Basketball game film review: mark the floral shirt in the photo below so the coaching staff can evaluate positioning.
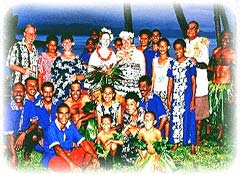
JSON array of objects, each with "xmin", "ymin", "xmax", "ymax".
[
  {"xmin": 96, "ymin": 101, "xmax": 121, "ymax": 127},
  {"xmin": 116, "ymin": 46, "xmax": 146, "ymax": 96},
  {"xmin": 184, "ymin": 36, "xmax": 209, "ymax": 96},
  {"xmin": 6, "ymin": 38, "xmax": 38, "ymax": 85},
  {"xmin": 37, "ymin": 52, "xmax": 61, "ymax": 83},
  {"xmin": 121, "ymin": 107, "xmax": 145, "ymax": 165},
  {"xmin": 51, "ymin": 56, "xmax": 86, "ymax": 100}
]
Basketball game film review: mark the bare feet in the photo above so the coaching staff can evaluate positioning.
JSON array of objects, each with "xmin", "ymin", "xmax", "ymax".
[
  {"xmin": 196, "ymin": 140, "xmax": 202, "ymax": 146},
  {"xmin": 171, "ymin": 144, "xmax": 178, "ymax": 151},
  {"xmin": 191, "ymin": 145, "xmax": 196, "ymax": 155}
]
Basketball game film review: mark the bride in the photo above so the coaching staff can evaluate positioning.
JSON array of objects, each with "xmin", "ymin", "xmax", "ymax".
[{"xmin": 87, "ymin": 27, "xmax": 117, "ymax": 73}]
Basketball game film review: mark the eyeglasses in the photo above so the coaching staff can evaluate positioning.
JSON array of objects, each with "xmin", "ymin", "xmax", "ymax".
[{"xmin": 187, "ymin": 27, "xmax": 198, "ymax": 31}]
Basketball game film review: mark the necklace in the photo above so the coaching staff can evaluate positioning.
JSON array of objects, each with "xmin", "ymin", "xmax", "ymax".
[{"xmin": 96, "ymin": 46, "xmax": 113, "ymax": 61}]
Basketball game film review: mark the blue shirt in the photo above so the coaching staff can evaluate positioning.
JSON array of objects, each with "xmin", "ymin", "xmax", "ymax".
[
  {"xmin": 139, "ymin": 92, "xmax": 166, "ymax": 128},
  {"xmin": 143, "ymin": 47, "xmax": 160, "ymax": 78},
  {"xmin": 4, "ymin": 99, "xmax": 37, "ymax": 136},
  {"xmin": 35, "ymin": 98, "xmax": 63, "ymax": 133},
  {"xmin": 41, "ymin": 119, "xmax": 85, "ymax": 167},
  {"xmin": 80, "ymin": 49, "xmax": 91, "ymax": 64},
  {"xmin": 25, "ymin": 92, "xmax": 42, "ymax": 105}
]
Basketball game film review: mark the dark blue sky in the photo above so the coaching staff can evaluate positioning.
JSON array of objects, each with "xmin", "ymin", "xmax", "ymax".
[{"xmin": 10, "ymin": 1, "xmax": 235, "ymax": 34}]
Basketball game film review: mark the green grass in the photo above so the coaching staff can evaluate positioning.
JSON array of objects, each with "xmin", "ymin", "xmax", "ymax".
[
  {"xmin": 9, "ymin": 118, "xmax": 236, "ymax": 174},
  {"xmin": 13, "ymin": 135, "xmax": 235, "ymax": 174}
]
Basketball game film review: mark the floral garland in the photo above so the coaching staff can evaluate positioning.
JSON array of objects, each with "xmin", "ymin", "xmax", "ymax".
[
  {"xmin": 96, "ymin": 46, "xmax": 113, "ymax": 62},
  {"xmin": 117, "ymin": 47, "xmax": 134, "ymax": 64},
  {"xmin": 101, "ymin": 27, "xmax": 114, "ymax": 41},
  {"xmin": 86, "ymin": 59, "xmax": 124, "ymax": 90},
  {"xmin": 119, "ymin": 31, "xmax": 134, "ymax": 39},
  {"xmin": 185, "ymin": 37, "xmax": 210, "ymax": 58}
]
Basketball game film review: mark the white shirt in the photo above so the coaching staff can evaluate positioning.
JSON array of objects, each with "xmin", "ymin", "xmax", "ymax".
[{"xmin": 185, "ymin": 36, "xmax": 210, "ymax": 97}]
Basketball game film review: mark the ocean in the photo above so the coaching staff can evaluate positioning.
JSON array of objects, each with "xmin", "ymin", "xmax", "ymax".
[{"xmin": 16, "ymin": 34, "xmax": 217, "ymax": 58}]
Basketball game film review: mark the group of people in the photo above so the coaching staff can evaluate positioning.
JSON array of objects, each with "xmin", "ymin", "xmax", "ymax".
[{"xmin": 3, "ymin": 20, "xmax": 236, "ymax": 172}]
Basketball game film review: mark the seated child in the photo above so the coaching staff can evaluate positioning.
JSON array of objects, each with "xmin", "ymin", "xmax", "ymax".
[
  {"xmin": 137, "ymin": 111, "xmax": 176, "ymax": 172},
  {"xmin": 97, "ymin": 114, "xmax": 123, "ymax": 167}
]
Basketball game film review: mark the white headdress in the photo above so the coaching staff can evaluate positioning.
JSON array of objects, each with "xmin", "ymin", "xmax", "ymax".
[
  {"xmin": 119, "ymin": 31, "xmax": 134, "ymax": 39},
  {"xmin": 101, "ymin": 27, "xmax": 114, "ymax": 41}
]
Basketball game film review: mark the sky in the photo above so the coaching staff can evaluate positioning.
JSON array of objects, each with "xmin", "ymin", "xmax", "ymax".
[{"xmin": 6, "ymin": 1, "xmax": 236, "ymax": 34}]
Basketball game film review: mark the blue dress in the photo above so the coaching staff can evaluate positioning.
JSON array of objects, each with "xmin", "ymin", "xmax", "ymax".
[{"xmin": 167, "ymin": 58, "xmax": 196, "ymax": 146}]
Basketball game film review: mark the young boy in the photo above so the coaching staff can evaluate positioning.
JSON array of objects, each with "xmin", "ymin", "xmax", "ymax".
[
  {"xmin": 97, "ymin": 114, "xmax": 123, "ymax": 167},
  {"xmin": 137, "ymin": 111, "xmax": 176, "ymax": 172},
  {"xmin": 137, "ymin": 111, "xmax": 162, "ymax": 169}
]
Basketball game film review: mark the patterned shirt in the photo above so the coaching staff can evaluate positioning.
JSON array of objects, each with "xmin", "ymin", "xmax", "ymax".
[
  {"xmin": 6, "ymin": 38, "xmax": 38, "ymax": 85},
  {"xmin": 51, "ymin": 56, "xmax": 86, "ymax": 100},
  {"xmin": 38, "ymin": 52, "xmax": 61, "ymax": 83}
]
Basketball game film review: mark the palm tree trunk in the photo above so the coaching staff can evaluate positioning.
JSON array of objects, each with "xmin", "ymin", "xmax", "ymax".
[
  {"xmin": 173, "ymin": 3, "xmax": 188, "ymax": 38},
  {"xmin": 124, "ymin": 2, "xmax": 133, "ymax": 32}
]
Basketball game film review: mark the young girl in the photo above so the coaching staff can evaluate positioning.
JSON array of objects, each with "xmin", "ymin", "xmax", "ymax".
[
  {"xmin": 152, "ymin": 38, "xmax": 173, "ymax": 139},
  {"xmin": 96, "ymin": 84, "xmax": 122, "ymax": 132},
  {"xmin": 37, "ymin": 35, "xmax": 61, "ymax": 90},
  {"xmin": 167, "ymin": 39, "xmax": 197, "ymax": 154}
]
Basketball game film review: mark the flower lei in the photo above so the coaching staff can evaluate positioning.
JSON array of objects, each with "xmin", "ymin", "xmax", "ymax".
[
  {"xmin": 117, "ymin": 47, "xmax": 134, "ymax": 63},
  {"xmin": 119, "ymin": 31, "xmax": 134, "ymax": 39},
  {"xmin": 96, "ymin": 46, "xmax": 113, "ymax": 62}
]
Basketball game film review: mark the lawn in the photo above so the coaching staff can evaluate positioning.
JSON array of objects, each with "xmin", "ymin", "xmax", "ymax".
[{"xmin": 10, "ymin": 128, "xmax": 235, "ymax": 175}]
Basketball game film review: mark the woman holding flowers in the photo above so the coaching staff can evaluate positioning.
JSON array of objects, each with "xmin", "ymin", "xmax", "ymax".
[
  {"xmin": 115, "ymin": 31, "xmax": 146, "ymax": 96},
  {"xmin": 85, "ymin": 27, "xmax": 117, "ymax": 90}
]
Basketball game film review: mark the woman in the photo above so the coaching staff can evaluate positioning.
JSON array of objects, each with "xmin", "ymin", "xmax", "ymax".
[
  {"xmin": 87, "ymin": 27, "xmax": 117, "ymax": 73},
  {"xmin": 85, "ymin": 27, "xmax": 117, "ymax": 90},
  {"xmin": 152, "ymin": 38, "xmax": 173, "ymax": 139},
  {"xmin": 167, "ymin": 39, "xmax": 196, "ymax": 154},
  {"xmin": 51, "ymin": 34, "xmax": 86, "ymax": 100},
  {"xmin": 38, "ymin": 35, "xmax": 61, "ymax": 90},
  {"xmin": 116, "ymin": 31, "xmax": 146, "ymax": 96}
]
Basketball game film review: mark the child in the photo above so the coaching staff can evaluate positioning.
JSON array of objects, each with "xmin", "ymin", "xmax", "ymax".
[
  {"xmin": 152, "ymin": 38, "xmax": 173, "ymax": 139},
  {"xmin": 96, "ymin": 84, "xmax": 122, "ymax": 132},
  {"xmin": 97, "ymin": 114, "xmax": 123, "ymax": 167},
  {"xmin": 137, "ymin": 111, "xmax": 176, "ymax": 172},
  {"xmin": 167, "ymin": 39, "xmax": 197, "ymax": 154}
]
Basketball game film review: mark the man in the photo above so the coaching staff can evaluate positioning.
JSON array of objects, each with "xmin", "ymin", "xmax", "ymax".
[
  {"xmin": 113, "ymin": 37, "xmax": 123, "ymax": 53},
  {"xmin": 151, "ymin": 28, "xmax": 162, "ymax": 54},
  {"xmin": 65, "ymin": 80, "xmax": 95, "ymax": 130},
  {"xmin": 138, "ymin": 75, "xmax": 168, "ymax": 137},
  {"xmin": 25, "ymin": 77, "xmax": 41, "ymax": 104},
  {"xmin": 184, "ymin": 21, "xmax": 210, "ymax": 145},
  {"xmin": 80, "ymin": 37, "xmax": 96, "ymax": 67},
  {"xmin": 3, "ymin": 83, "xmax": 25, "ymax": 167},
  {"xmin": 35, "ymin": 82, "xmax": 62, "ymax": 139},
  {"xmin": 41, "ymin": 103, "xmax": 99, "ymax": 172},
  {"xmin": 6, "ymin": 24, "xmax": 38, "ymax": 86},
  {"xmin": 137, "ymin": 29, "xmax": 159, "ymax": 78},
  {"xmin": 4, "ymin": 82, "xmax": 39, "ymax": 162},
  {"xmin": 90, "ymin": 28, "xmax": 99, "ymax": 46},
  {"xmin": 208, "ymin": 31, "xmax": 236, "ymax": 143}
]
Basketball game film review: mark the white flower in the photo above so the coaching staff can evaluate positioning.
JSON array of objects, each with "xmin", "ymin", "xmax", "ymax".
[
  {"xmin": 101, "ymin": 27, "xmax": 114, "ymax": 41},
  {"xmin": 119, "ymin": 31, "xmax": 134, "ymax": 39}
]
